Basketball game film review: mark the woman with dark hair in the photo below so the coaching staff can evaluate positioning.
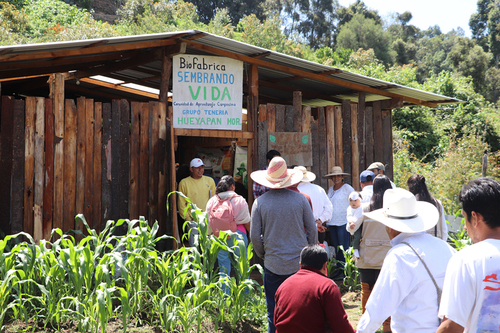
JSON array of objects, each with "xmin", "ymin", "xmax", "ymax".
[
  {"xmin": 407, "ymin": 174, "xmax": 448, "ymax": 240},
  {"xmin": 356, "ymin": 174, "xmax": 393, "ymax": 333},
  {"xmin": 206, "ymin": 175, "xmax": 251, "ymax": 281}
]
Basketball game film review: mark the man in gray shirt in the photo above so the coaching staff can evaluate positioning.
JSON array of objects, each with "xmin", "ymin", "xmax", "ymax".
[{"xmin": 250, "ymin": 157, "xmax": 318, "ymax": 333}]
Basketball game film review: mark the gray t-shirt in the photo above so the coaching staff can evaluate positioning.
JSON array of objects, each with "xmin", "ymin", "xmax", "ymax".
[{"xmin": 250, "ymin": 188, "xmax": 318, "ymax": 275}]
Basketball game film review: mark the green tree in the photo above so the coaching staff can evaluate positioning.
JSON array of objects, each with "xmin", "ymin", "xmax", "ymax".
[
  {"xmin": 336, "ymin": 13, "xmax": 393, "ymax": 64},
  {"xmin": 0, "ymin": 2, "xmax": 28, "ymax": 44},
  {"xmin": 336, "ymin": 0, "xmax": 381, "ymax": 31},
  {"xmin": 186, "ymin": 0, "xmax": 266, "ymax": 25},
  {"xmin": 295, "ymin": 0, "xmax": 338, "ymax": 49},
  {"xmin": 470, "ymin": 0, "xmax": 500, "ymax": 66}
]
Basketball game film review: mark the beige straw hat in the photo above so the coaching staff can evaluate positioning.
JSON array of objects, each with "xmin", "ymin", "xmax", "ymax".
[
  {"xmin": 250, "ymin": 157, "xmax": 303, "ymax": 189},
  {"xmin": 323, "ymin": 166, "xmax": 350, "ymax": 178},
  {"xmin": 294, "ymin": 166, "xmax": 316, "ymax": 183}
]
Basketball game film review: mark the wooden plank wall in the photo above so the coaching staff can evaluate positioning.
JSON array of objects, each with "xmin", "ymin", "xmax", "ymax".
[
  {"xmin": 256, "ymin": 99, "xmax": 393, "ymax": 192},
  {"xmin": 0, "ymin": 97, "xmax": 170, "ymax": 241}
]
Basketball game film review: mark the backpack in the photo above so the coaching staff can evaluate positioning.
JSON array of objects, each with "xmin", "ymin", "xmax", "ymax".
[{"xmin": 209, "ymin": 196, "xmax": 237, "ymax": 237}]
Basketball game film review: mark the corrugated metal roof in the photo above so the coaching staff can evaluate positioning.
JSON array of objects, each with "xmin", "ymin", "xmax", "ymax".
[{"xmin": 0, "ymin": 30, "xmax": 460, "ymax": 107}]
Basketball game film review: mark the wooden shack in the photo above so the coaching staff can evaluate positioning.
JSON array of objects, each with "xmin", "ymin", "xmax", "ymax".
[{"xmin": 0, "ymin": 30, "xmax": 458, "ymax": 247}]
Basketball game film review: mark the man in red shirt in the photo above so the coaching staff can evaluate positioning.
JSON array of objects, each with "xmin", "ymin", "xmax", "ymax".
[{"xmin": 274, "ymin": 245, "xmax": 355, "ymax": 333}]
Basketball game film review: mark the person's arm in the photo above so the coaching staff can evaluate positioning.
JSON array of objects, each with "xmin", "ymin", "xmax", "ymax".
[
  {"xmin": 325, "ymin": 283, "xmax": 355, "ymax": 333},
  {"xmin": 177, "ymin": 180, "xmax": 189, "ymax": 220},
  {"xmin": 250, "ymin": 200, "xmax": 264, "ymax": 258},
  {"xmin": 318, "ymin": 187, "xmax": 333, "ymax": 224},
  {"xmin": 356, "ymin": 250, "xmax": 413, "ymax": 333},
  {"xmin": 304, "ymin": 199, "xmax": 318, "ymax": 245},
  {"xmin": 436, "ymin": 317, "xmax": 464, "ymax": 333}
]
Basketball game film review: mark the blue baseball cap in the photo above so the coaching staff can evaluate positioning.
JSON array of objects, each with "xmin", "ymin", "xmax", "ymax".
[{"xmin": 360, "ymin": 170, "xmax": 375, "ymax": 182}]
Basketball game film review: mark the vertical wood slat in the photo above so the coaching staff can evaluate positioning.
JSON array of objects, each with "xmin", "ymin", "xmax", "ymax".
[
  {"xmin": 167, "ymin": 105, "xmax": 179, "ymax": 246},
  {"xmin": 119, "ymin": 100, "xmax": 130, "ymax": 222},
  {"xmin": 110, "ymin": 100, "xmax": 121, "ymax": 222},
  {"xmin": 365, "ymin": 106, "xmax": 374, "ymax": 165},
  {"xmin": 0, "ymin": 96, "xmax": 14, "ymax": 235},
  {"xmin": 84, "ymin": 99, "xmax": 94, "ymax": 229},
  {"xmin": 302, "ymin": 106, "xmax": 311, "ymax": 133},
  {"xmin": 310, "ymin": 116, "xmax": 320, "ymax": 186},
  {"xmin": 139, "ymin": 103, "xmax": 150, "ymax": 219},
  {"xmin": 149, "ymin": 102, "xmax": 159, "ymax": 225},
  {"xmin": 293, "ymin": 91, "xmax": 302, "ymax": 132},
  {"xmin": 34, "ymin": 97, "xmax": 45, "ymax": 242},
  {"xmin": 257, "ymin": 104, "xmax": 268, "ymax": 170},
  {"xmin": 373, "ymin": 101, "xmax": 383, "ymax": 162},
  {"xmin": 43, "ymin": 99, "xmax": 54, "ymax": 240},
  {"xmin": 358, "ymin": 92, "xmax": 366, "ymax": 171},
  {"xmin": 12, "ymin": 99, "xmax": 25, "ymax": 234},
  {"xmin": 275, "ymin": 104, "xmax": 285, "ymax": 132},
  {"xmin": 351, "ymin": 104, "xmax": 360, "ymax": 190},
  {"xmin": 101, "ymin": 103, "xmax": 112, "ymax": 226},
  {"xmin": 93, "ymin": 102, "xmax": 102, "ymax": 233},
  {"xmin": 52, "ymin": 74, "xmax": 65, "ymax": 231},
  {"xmin": 130, "ymin": 102, "xmax": 141, "ymax": 220},
  {"xmin": 382, "ymin": 110, "xmax": 393, "ymax": 181},
  {"xmin": 75, "ymin": 97, "xmax": 86, "ymax": 232},
  {"xmin": 326, "ymin": 105, "xmax": 335, "ymax": 176},
  {"xmin": 334, "ymin": 106, "xmax": 343, "ymax": 173},
  {"xmin": 341, "ymin": 99, "xmax": 352, "ymax": 185},
  {"xmin": 158, "ymin": 102, "xmax": 167, "ymax": 235},
  {"xmin": 267, "ymin": 104, "xmax": 276, "ymax": 133},
  {"xmin": 318, "ymin": 107, "xmax": 328, "ymax": 190},
  {"xmin": 63, "ymin": 99, "xmax": 77, "ymax": 233},
  {"xmin": 24, "ymin": 97, "xmax": 36, "ymax": 237},
  {"xmin": 285, "ymin": 106, "xmax": 294, "ymax": 132}
]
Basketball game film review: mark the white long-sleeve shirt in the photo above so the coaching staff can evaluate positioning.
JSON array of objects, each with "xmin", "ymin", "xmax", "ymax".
[
  {"xmin": 298, "ymin": 182, "xmax": 333, "ymax": 224},
  {"xmin": 356, "ymin": 232, "xmax": 456, "ymax": 333},
  {"xmin": 327, "ymin": 183, "xmax": 354, "ymax": 226}
]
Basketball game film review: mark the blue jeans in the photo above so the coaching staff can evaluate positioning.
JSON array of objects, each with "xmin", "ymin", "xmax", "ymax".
[
  {"xmin": 264, "ymin": 267, "xmax": 293, "ymax": 333},
  {"xmin": 217, "ymin": 230, "xmax": 248, "ymax": 277},
  {"xmin": 328, "ymin": 224, "xmax": 350, "ymax": 273}
]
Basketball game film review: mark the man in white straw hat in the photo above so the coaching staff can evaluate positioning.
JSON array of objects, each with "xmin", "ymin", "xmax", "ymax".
[
  {"xmin": 250, "ymin": 156, "xmax": 317, "ymax": 333},
  {"xmin": 437, "ymin": 178, "xmax": 500, "ymax": 333},
  {"xmin": 356, "ymin": 188, "xmax": 455, "ymax": 333},
  {"xmin": 295, "ymin": 166, "xmax": 333, "ymax": 244}
]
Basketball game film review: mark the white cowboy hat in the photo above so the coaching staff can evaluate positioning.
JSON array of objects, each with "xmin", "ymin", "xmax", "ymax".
[
  {"xmin": 323, "ymin": 166, "xmax": 350, "ymax": 178},
  {"xmin": 251, "ymin": 157, "xmax": 303, "ymax": 189},
  {"xmin": 294, "ymin": 166, "xmax": 316, "ymax": 183},
  {"xmin": 363, "ymin": 188, "xmax": 438, "ymax": 233}
]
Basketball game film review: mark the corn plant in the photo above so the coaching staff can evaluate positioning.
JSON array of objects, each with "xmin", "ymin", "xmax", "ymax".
[
  {"xmin": 340, "ymin": 246, "xmax": 360, "ymax": 292},
  {"xmin": 447, "ymin": 213, "xmax": 472, "ymax": 250}
]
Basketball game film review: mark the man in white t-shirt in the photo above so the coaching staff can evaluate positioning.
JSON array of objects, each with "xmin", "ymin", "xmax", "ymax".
[{"xmin": 437, "ymin": 177, "xmax": 500, "ymax": 333}]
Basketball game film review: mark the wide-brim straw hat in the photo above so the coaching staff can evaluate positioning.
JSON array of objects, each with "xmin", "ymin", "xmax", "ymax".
[
  {"xmin": 294, "ymin": 166, "xmax": 316, "ymax": 183},
  {"xmin": 251, "ymin": 156, "xmax": 303, "ymax": 189},
  {"xmin": 323, "ymin": 166, "xmax": 350, "ymax": 178},
  {"xmin": 363, "ymin": 188, "xmax": 438, "ymax": 233}
]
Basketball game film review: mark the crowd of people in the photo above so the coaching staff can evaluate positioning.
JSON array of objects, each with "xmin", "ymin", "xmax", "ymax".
[{"xmin": 176, "ymin": 151, "xmax": 500, "ymax": 333}]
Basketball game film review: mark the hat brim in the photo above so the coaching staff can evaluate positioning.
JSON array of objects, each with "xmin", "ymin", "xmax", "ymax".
[
  {"xmin": 363, "ymin": 201, "xmax": 439, "ymax": 233},
  {"xmin": 301, "ymin": 171, "xmax": 316, "ymax": 182},
  {"xmin": 323, "ymin": 172, "xmax": 350, "ymax": 178},
  {"xmin": 251, "ymin": 169, "xmax": 303, "ymax": 189}
]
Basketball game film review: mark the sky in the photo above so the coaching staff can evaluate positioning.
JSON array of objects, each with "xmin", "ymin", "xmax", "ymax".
[{"xmin": 337, "ymin": 0, "xmax": 479, "ymax": 37}]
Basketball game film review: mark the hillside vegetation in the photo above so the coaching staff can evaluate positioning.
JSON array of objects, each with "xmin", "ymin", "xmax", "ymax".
[{"xmin": 2, "ymin": 0, "xmax": 500, "ymax": 214}]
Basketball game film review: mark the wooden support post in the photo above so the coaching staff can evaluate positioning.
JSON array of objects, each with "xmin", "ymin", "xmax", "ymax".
[
  {"xmin": 293, "ymin": 91, "xmax": 302, "ymax": 132},
  {"xmin": 12, "ymin": 99, "xmax": 25, "ymax": 234},
  {"xmin": 43, "ymin": 98, "xmax": 54, "ymax": 240},
  {"xmin": 50, "ymin": 74, "xmax": 65, "ymax": 231},
  {"xmin": 63, "ymin": 99, "xmax": 77, "ymax": 233},
  {"xmin": 34, "ymin": 97, "xmax": 45, "ymax": 241},
  {"xmin": 373, "ymin": 101, "xmax": 383, "ymax": 162},
  {"xmin": 247, "ymin": 64, "xmax": 258, "ymax": 209},
  {"xmin": 358, "ymin": 92, "xmax": 366, "ymax": 171},
  {"xmin": 351, "ymin": 104, "xmax": 359, "ymax": 190},
  {"xmin": 365, "ymin": 106, "xmax": 374, "ymax": 165},
  {"xmin": 326, "ymin": 105, "xmax": 335, "ymax": 177},
  {"xmin": 257, "ymin": 104, "xmax": 268, "ymax": 170},
  {"xmin": 93, "ymin": 102, "xmax": 102, "ymax": 232},
  {"xmin": 0, "ymin": 96, "xmax": 14, "ymax": 236},
  {"xmin": 24, "ymin": 97, "xmax": 36, "ymax": 237},
  {"xmin": 341, "ymin": 99, "xmax": 352, "ymax": 185}
]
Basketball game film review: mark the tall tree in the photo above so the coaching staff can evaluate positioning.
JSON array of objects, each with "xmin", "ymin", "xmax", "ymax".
[
  {"xmin": 187, "ymin": 0, "xmax": 266, "ymax": 24},
  {"xmin": 470, "ymin": 0, "xmax": 500, "ymax": 65},
  {"xmin": 336, "ymin": 13, "xmax": 393, "ymax": 64}
]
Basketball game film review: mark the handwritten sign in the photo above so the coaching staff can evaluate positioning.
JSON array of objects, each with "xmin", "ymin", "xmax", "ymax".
[
  {"xmin": 173, "ymin": 55, "xmax": 243, "ymax": 130},
  {"xmin": 268, "ymin": 132, "xmax": 313, "ymax": 166}
]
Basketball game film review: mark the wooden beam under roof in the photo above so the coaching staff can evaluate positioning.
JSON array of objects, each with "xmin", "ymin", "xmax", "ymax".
[
  {"xmin": 73, "ymin": 49, "xmax": 162, "ymax": 79},
  {"xmin": 0, "ymin": 50, "xmax": 142, "ymax": 72},
  {"xmin": 66, "ymin": 82, "xmax": 151, "ymax": 101},
  {"xmin": 79, "ymin": 78, "xmax": 159, "ymax": 99},
  {"xmin": 0, "ymin": 38, "xmax": 179, "ymax": 63},
  {"xmin": 181, "ymin": 38, "xmax": 438, "ymax": 108}
]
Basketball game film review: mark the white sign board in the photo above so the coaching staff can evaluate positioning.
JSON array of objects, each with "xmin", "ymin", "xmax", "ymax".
[{"xmin": 173, "ymin": 55, "xmax": 243, "ymax": 130}]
